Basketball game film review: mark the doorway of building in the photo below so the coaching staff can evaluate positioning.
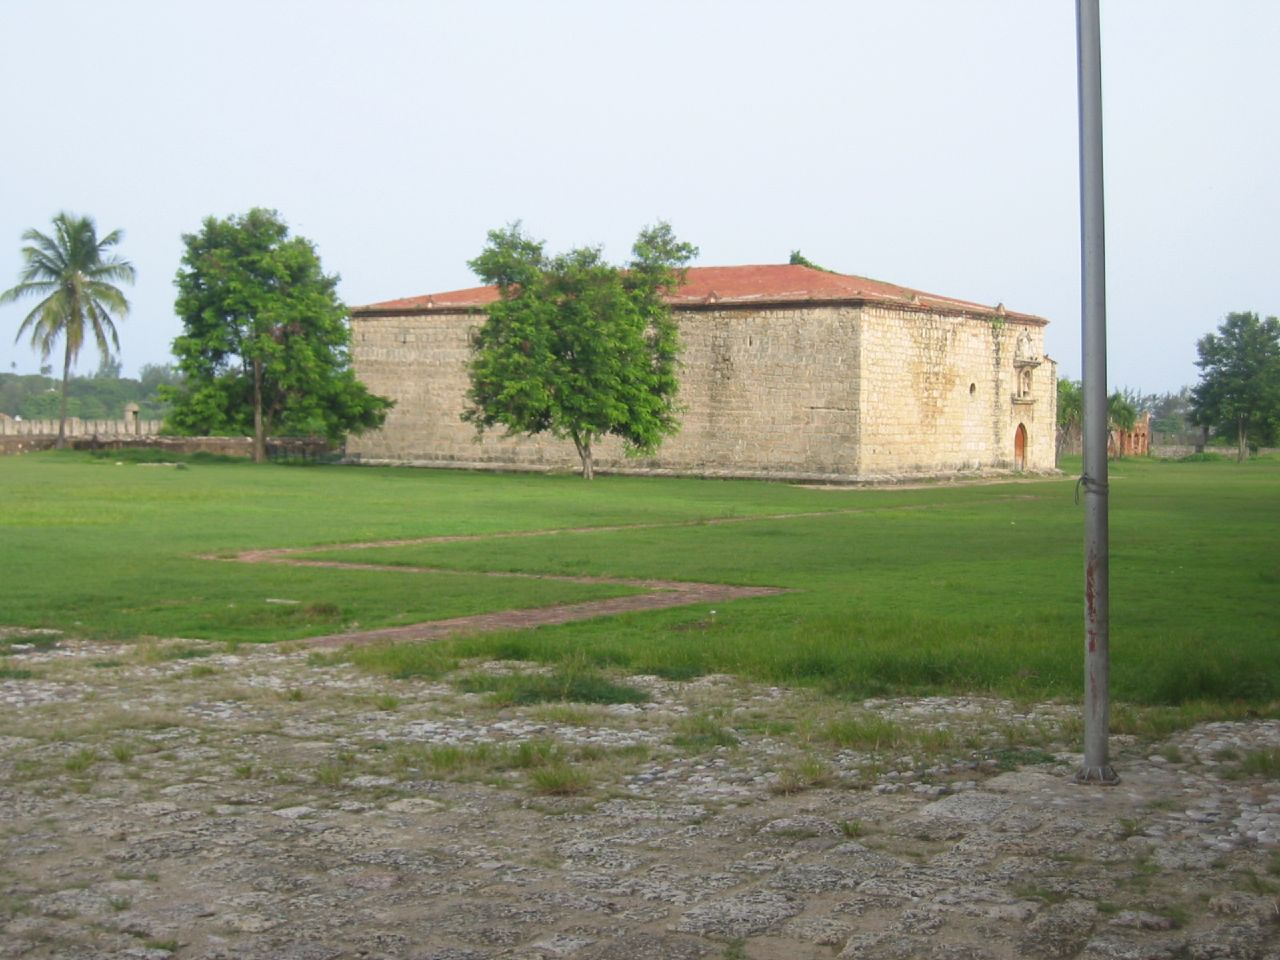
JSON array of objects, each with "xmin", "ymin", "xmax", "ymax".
[{"xmin": 1014, "ymin": 423, "xmax": 1027, "ymax": 470}]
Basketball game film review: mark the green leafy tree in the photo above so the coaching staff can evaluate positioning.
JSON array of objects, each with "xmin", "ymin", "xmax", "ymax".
[
  {"xmin": 1117, "ymin": 385, "xmax": 1159, "ymax": 414},
  {"xmin": 1056, "ymin": 378, "xmax": 1082, "ymax": 462},
  {"xmin": 139, "ymin": 362, "xmax": 182, "ymax": 395},
  {"xmin": 93, "ymin": 354, "xmax": 123, "ymax": 379},
  {"xmin": 1, "ymin": 213, "xmax": 135, "ymax": 446},
  {"xmin": 1107, "ymin": 391, "xmax": 1137, "ymax": 432},
  {"xmin": 1190, "ymin": 311, "xmax": 1280, "ymax": 462},
  {"xmin": 1148, "ymin": 387, "xmax": 1195, "ymax": 440},
  {"xmin": 463, "ymin": 221, "xmax": 697, "ymax": 479},
  {"xmin": 168, "ymin": 208, "xmax": 391, "ymax": 462},
  {"xmin": 1107, "ymin": 390, "xmax": 1138, "ymax": 458}
]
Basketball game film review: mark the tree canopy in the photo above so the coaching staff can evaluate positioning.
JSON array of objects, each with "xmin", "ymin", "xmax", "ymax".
[
  {"xmin": 0, "ymin": 212, "xmax": 135, "ymax": 446},
  {"xmin": 1190, "ymin": 311, "xmax": 1280, "ymax": 461},
  {"xmin": 167, "ymin": 208, "xmax": 391, "ymax": 462},
  {"xmin": 1105, "ymin": 390, "xmax": 1139, "ymax": 458},
  {"xmin": 463, "ymin": 222, "xmax": 697, "ymax": 479},
  {"xmin": 1056, "ymin": 380, "xmax": 1147, "ymax": 460},
  {"xmin": 0, "ymin": 365, "xmax": 178, "ymax": 422},
  {"xmin": 1107, "ymin": 391, "xmax": 1137, "ymax": 433},
  {"xmin": 1055, "ymin": 378, "xmax": 1082, "ymax": 462},
  {"xmin": 1056, "ymin": 379, "xmax": 1082, "ymax": 432}
]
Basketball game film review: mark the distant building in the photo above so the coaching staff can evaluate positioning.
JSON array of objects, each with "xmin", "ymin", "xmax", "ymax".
[
  {"xmin": 1110, "ymin": 411, "xmax": 1151, "ymax": 458},
  {"xmin": 348, "ymin": 264, "xmax": 1056, "ymax": 481}
]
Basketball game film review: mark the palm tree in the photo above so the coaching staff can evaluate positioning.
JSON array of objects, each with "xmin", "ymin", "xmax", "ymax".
[
  {"xmin": 1055, "ymin": 378, "xmax": 1082, "ymax": 463},
  {"xmin": 1, "ymin": 213, "xmax": 135, "ymax": 447},
  {"xmin": 1107, "ymin": 390, "xmax": 1138, "ymax": 458}
]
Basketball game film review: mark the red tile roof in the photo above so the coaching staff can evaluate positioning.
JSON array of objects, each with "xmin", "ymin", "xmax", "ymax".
[{"xmin": 353, "ymin": 264, "xmax": 1045, "ymax": 324}]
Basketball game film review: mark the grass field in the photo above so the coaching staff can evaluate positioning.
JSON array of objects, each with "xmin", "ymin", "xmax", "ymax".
[{"xmin": 2, "ymin": 450, "xmax": 1277, "ymax": 706}]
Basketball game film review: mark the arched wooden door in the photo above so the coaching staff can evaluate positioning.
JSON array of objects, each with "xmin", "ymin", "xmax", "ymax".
[{"xmin": 1014, "ymin": 423, "xmax": 1027, "ymax": 471}]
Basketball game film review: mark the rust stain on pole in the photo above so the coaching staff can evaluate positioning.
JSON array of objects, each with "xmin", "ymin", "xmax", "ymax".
[{"xmin": 1085, "ymin": 557, "xmax": 1098, "ymax": 650}]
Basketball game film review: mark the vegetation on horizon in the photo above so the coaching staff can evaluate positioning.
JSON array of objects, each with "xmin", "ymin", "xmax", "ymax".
[
  {"xmin": 1, "ymin": 212, "xmax": 136, "ymax": 446},
  {"xmin": 1191, "ymin": 311, "xmax": 1280, "ymax": 461},
  {"xmin": 0, "ymin": 361, "xmax": 179, "ymax": 422},
  {"xmin": 1055, "ymin": 379, "xmax": 1140, "ymax": 460}
]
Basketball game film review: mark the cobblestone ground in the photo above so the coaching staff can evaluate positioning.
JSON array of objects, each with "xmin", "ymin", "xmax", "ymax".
[{"xmin": 2, "ymin": 633, "xmax": 1279, "ymax": 960}]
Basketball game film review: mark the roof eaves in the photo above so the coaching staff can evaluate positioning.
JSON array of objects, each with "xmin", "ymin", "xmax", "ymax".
[
  {"xmin": 352, "ymin": 296, "xmax": 1048, "ymax": 325},
  {"xmin": 669, "ymin": 293, "xmax": 1048, "ymax": 325}
]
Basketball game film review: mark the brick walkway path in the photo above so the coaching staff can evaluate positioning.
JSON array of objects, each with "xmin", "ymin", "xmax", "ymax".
[
  {"xmin": 226, "ymin": 495, "xmax": 1033, "ymax": 649},
  {"xmin": 228, "ymin": 524, "xmax": 792, "ymax": 648}
]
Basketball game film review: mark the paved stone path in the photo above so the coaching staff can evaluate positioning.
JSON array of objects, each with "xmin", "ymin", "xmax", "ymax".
[{"xmin": 3, "ymin": 634, "xmax": 1280, "ymax": 960}]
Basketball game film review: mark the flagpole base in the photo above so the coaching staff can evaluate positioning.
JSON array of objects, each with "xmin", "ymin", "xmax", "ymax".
[{"xmin": 1073, "ymin": 765, "xmax": 1119, "ymax": 785}]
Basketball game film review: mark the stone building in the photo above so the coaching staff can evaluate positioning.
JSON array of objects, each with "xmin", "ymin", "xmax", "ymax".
[
  {"xmin": 1109, "ymin": 411, "xmax": 1151, "ymax": 458},
  {"xmin": 347, "ymin": 264, "xmax": 1056, "ymax": 481}
]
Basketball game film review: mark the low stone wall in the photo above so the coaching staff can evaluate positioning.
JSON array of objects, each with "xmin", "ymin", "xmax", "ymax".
[
  {"xmin": 1151, "ymin": 444, "xmax": 1204, "ymax": 459},
  {"xmin": 1151, "ymin": 444, "xmax": 1280, "ymax": 459},
  {"xmin": 0, "ymin": 436, "xmax": 57, "ymax": 455},
  {"xmin": 73, "ymin": 436, "xmax": 336, "ymax": 460},
  {"xmin": 0, "ymin": 417, "xmax": 163, "ymax": 437},
  {"xmin": 0, "ymin": 434, "xmax": 335, "ymax": 460}
]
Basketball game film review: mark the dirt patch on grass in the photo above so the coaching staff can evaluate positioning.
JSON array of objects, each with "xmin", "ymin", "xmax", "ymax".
[{"xmin": 227, "ymin": 530, "xmax": 791, "ymax": 648}]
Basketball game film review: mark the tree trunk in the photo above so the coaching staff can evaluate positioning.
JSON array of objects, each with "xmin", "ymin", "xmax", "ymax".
[
  {"xmin": 56, "ymin": 339, "xmax": 72, "ymax": 449},
  {"xmin": 1238, "ymin": 414, "xmax": 1247, "ymax": 463},
  {"xmin": 252, "ymin": 358, "xmax": 266, "ymax": 464},
  {"xmin": 572, "ymin": 431, "xmax": 594, "ymax": 480}
]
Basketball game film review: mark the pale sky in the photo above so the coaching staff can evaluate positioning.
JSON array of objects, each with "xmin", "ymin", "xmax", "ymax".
[{"xmin": 2, "ymin": 1, "xmax": 1276, "ymax": 394}]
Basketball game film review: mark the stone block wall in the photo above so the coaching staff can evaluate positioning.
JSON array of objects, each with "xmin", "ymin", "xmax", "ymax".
[
  {"xmin": 0, "ymin": 436, "xmax": 57, "ymax": 455},
  {"xmin": 0, "ymin": 435, "xmax": 334, "ymax": 460},
  {"xmin": 645, "ymin": 305, "xmax": 862, "ymax": 475},
  {"xmin": 348, "ymin": 305, "xmax": 866, "ymax": 477},
  {"xmin": 348, "ymin": 310, "xmax": 592, "ymax": 470},
  {"xmin": 1150, "ymin": 445, "xmax": 1280, "ymax": 459},
  {"xmin": 857, "ymin": 307, "xmax": 1055, "ymax": 475},
  {"xmin": 347, "ymin": 302, "xmax": 1055, "ymax": 480}
]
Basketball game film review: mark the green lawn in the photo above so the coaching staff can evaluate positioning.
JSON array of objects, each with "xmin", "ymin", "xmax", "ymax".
[{"xmin": 2, "ymin": 450, "xmax": 1276, "ymax": 705}]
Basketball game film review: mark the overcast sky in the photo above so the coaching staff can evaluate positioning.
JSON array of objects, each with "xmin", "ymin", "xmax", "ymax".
[{"xmin": 2, "ymin": 1, "xmax": 1276, "ymax": 394}]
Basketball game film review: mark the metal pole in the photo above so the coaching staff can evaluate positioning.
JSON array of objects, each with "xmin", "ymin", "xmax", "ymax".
[{"xmin": 1075, "ymin": 0, "xmax": 1118, "ymax": 785}]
